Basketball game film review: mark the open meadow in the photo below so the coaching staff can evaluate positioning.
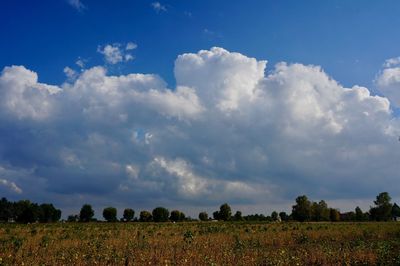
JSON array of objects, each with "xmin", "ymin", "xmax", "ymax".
[{"xmin": 1, "ymin": 222, "xmax": 400, "ymax": 265}]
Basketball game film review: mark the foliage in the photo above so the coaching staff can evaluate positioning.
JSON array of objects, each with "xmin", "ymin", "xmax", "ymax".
[
  {"xmin": 79, "ymin": 204, "xmax": 94, "ymax": 222},
  {"xmin": 392, "ymin": 203, "xmax": 400, "ymax": 217},
  {"xmin": 370, "ymin": 192, "xmax": 393, "ymax": 221},
  {"xmin": 271, "ymin": 211, "xmax": 279, "ymax": 221},
  {"xmin": 234, "ymin": 211, "xmax": 243, "ymax": 221},
  {"xmin": 217, "ymin": 203, "xmax": 232, "ymax": 221},
  {"xmin": 103, "ymin": 207, "xmax": 117, "ymax": 222},
  {"xmin": 329, "ymin": 208, "xmax": 340, "ymax": 222},
  {"xmin": 152, "ymin": 207, "xmax": 170, "ymax": 222},
  {"xmin": 39, "ymin": 203, "xmax": 61, "ymax": 223},
  {"xmin": 123, "ymin": 208, "xmax": 135, "ymax": 222},
  {"xmin": 170, "ymin": 210, "xmax": 185, "ymax": 222},
  {"xmin": 139, "ymin": 210, "xmax": 152, "ymax": 222},
  {"xmin": 198, "ymin": 212, "xmax": 208, "ymax": 221},
  {"xmin": 279, "ymin": 211, "xmax": 289, "ymax": 222},
  {"xmin": 311, "ymin": 200, "xmax": 330, "ymax": 221},
  {"xmin": 292, "ymin": 195, "xmax": 312, "ymax": 222}
]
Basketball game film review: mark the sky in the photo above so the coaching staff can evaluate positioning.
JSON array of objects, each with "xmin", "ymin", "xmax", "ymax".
[{"xmin": 1, "ymin": 0, "xmax": 400, "ymax": 218}]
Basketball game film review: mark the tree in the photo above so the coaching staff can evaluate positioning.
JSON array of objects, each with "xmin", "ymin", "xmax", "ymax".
[
  {"xmin": 103, "ymin": 207, "xmax": 117, "ymax": 222},
  {"xmin": 213, "ymin": 211, "xmax": 220, "ymax": 220},
  {"xmin": 392, "ymin": 203, "xmax": 400, "ymax": 218},
  {"xmin": 0, "ymin": 197, "xmax": 12, "ymax": 222},
  {"xmin": 123, "ymin": 208, "xmax": 135, "ymax": 222},
  {"xmin": 170, "ymin": 210, "xmax": 185, "ymax": 222},
  {"xmin": 271, "ymin": 211, "xmax": 279, "ymax": 221},
  {"xmin": 67, "ymin": 214, "xmax": 79, "ymax": 222},
  {"xmin": 139, "ymin": 210, "xmax": 152, "ymax": 222},
  {"xmin": 292, "ymin": 195, "xmax": 311, "ymax": 222},
  {"xmin": 199, "ymin": 212, "xmax": 208, "ymax": 221},
  {"xmin": 14, "ymin": 200, "xmax": 41, "ymax": 223},
  {"xmin": 234, "ymin": 211, "xmax": 243, "ymax": 221},
  {"xmin": 355, "ymin": 206, "xmax": 368, "ymax": 221},
  {"xmin": 218, "ymin": 203, "xmax": 232, "ymax": 221},
  {"xmin": 152, "ymin": 207, "xmax": 169, "ymax": 222},
  {"xmin": 279, "ymin": 212, "xmax": 289, "ymax": 222},
  {"xmin": 370, "ymin": 192, "xmax": 393, "ymax": 221},
  {"xmin": 329, "ymin": 208, "xmax": 340, "ymax": 221},
  {"xmin": 39, "ymin": 203, "xmax": 61, "ymax": 223},
  {"xmin": 79, "ymin": 204, "xmax": 94, "ymax": 222},
  {"xmin": 311, "ymin": 200, "xmax": 330, "ymax": 221}
]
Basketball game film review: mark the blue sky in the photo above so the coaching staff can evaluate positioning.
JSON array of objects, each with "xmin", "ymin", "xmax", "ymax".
[
  {"xmin": 2, "ymin": 1, "xmax": 400, "ymax": 89},
  {"xmin": 1, "ymin": 0, "xmax": 400, "ymax": 218}
]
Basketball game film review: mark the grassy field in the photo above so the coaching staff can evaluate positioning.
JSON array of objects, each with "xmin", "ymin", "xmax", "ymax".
[{"xmin": 1, "ymin": 222, "xmax": 400, "ymax": 265}]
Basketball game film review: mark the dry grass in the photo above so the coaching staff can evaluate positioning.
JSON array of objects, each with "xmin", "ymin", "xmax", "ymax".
[{"xmin": 1, "ymin": 222, "xmax": 400, "ymax": 265}]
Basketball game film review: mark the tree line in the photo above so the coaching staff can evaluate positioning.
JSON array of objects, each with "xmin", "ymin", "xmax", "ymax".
[
  {"xmin": 0, "ymin": 198, "xmax": 61, "ymax": 223},
  {"xmin": 1, "ymin": 192, "xmax": 399, "ymax": 223}
]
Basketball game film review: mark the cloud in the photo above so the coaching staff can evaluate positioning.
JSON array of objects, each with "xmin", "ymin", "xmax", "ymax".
[
  {"xmin": 67, "ymin": 0, "xmax": 85, "ymax": 12},
  {"xmin": 126, "ymin": 42, "xmax": 138, "ymax": 51},
  {"xmin": 76, "ymin": 58, "xmax": 86, "ymax": 68},
  {"xmin": 0, "ymin": 178, "xmax": 22, "ymax": 194},
  {"xmin": 97, "ymin": 43, "xmax": 135, "ymax": 64},
  {"xmin": 376, "ymin": 59, "xmax": 400, "ymax": 106},
  {"xmin": 0, "ymin": 65, "xmax": 61, "ymax": 120},
  {"xmin": 151, "ymin": 2, "xmax": 167, "ymax": 13},
  {"xmin": 1, "ymin": 47, "xmax": 400, "ymax": 215},
  {"xmin": 383, "ymin": 57, "xmax": 400, "ymax": 68},
  {"xmin": 64, "ymin": 66, "xmax": 77, "ymax": 80}
]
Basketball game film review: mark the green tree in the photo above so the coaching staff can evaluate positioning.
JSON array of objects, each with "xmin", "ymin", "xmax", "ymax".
[
  {"xmin": 67, "ymin": 214, "xmax": 79, "ymax": 222},
  {"xmin": 123, "ymin": 208, "xmax": 135, "ymax": 222},
  {"xmin": 139, "ymin": 210, "xmax": 152, "ymax": 222},
  {"xmin": 292, "ymin": 195, "xmax": 311, "ymax": 222},
  {"xmin": 271, "ymin": 211, "xmax": 279, "ymax": 221},
  {"xmin": 103, "ymin": 207, "xmax": 117, "ymax": 222},
  {"xmin": 212, "ymin": 211, "xmax": 220, "ymax": 220},
  {"xmin": 14, "ymin": 200, "xmax": 40, "ymax": 223},
  {"xmin": 218, "ymin": 203, "xmax": 232, "ymax": 221},
  {"xmin": 311, "ymin": 200, "xmax": 330, "ymax": 221},
  {"xmin": 152, "ymin": 207, "xmax": 169, "ymax": 222},
  {"xmin": 79, "ymin": 204, "xmax": 94, "ymax": 222},
  {"xmin": 199, "ymin": 212, "xmax": 208, "ymax": 221},
  {"xmin": 329, "ymin": 208, "xmax": 340, "ymax": 222},
  {"xmin": 39, "ymin": 203, "xmax": 61, "ymax": 222},
  {"xmin": 0, "ymin": 197, "xmax": 12, "ymax": 222},
  {"xmin": 355, "ymin": 206, "xmax": 367, "ymax": 221},
  {"xmin": 234, "ymin": 211, "xmax": 243, "ymax": 221},
  {"xmin": 392, "ymin": 203, "xmax": 400, "ymax": 218},
  {"xmin": 170, "ymin": 210, "xmax": 185, "ymax": 222},
  {"xmin": 370, "ymin": 192, "xmax": 393, "ymax": 221},
  {"xmin": 279, "ymin": 211, "xmax": 289, "ymax": 222}
]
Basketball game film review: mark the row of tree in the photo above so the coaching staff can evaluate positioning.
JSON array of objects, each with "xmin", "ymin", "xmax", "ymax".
[
  {"xmin": 1, "ymin": 192, "xmax": 399, "ymax": 223},
  {"xmin": 0, "ymin": 198, "xmax": 61, "ymax": 223},
  {"xmin": 66, "ymin": 205, "xmax": 187, "ymax": 223}
]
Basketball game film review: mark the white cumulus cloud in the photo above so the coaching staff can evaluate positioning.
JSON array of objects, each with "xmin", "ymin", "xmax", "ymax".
[{"xmin": 1, "ymin": 47, "xmax": 400, "ymax": 214}]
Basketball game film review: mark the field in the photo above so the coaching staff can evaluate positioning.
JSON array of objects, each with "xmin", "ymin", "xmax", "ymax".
[{"xmin": 1, "ymin": 222, "xmax": 400, "ymax": 265}]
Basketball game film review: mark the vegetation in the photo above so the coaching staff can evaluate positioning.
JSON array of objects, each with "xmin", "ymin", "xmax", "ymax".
[
  {"xmin": 102, "ymin": 207, "xmax": 117, "ymax": 222},
  {"xmin": 1, "ymin": 192, "xmax": 400, "ymax": 264},
  {"xmin": 0, "ymin": 198, "xmax": 61, "ymax": 223},
  {"xmin": 198, "ymin": 212, "xmax": 208, "ymax": 221},
  {"xmin": 122, "ymin": 208, "xmax": 135, "ymax": 222},
  {"xmin": 79, "ymin": 204, "xmax": 94, "ymax": 222},
  {"xmin": 1, "ymin": 192, "xmax": 399, "ymax": 224},
  {"xmin": 1, "ymin": 222, "xmax": 400, "ymax": 265}
]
